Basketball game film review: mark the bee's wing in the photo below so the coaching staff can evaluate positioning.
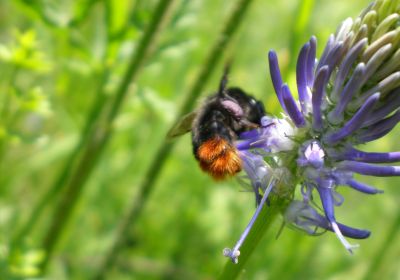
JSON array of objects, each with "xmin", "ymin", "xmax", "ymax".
[{"xmin": 166, "ymin": 111, "xmax": 197, "ymax": 139}]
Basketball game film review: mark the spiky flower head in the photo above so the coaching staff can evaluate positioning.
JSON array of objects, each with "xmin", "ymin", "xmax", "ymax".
[{"xmin": 224, "ymin": 0, "xmax": 400, "ymax": 263}]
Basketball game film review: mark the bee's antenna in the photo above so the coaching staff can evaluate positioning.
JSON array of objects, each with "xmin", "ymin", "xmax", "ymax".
[{"xmin": 218, "ymin": 64, "xmax": 231, "ymax": 97}]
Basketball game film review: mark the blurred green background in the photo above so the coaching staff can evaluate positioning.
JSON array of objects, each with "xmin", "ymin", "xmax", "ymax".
[{"xmin": 0, "ymin": 0, "xmax": 399, "ymax": 279}]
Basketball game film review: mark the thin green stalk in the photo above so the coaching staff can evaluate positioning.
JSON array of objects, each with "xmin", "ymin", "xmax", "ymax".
[
  {"xmin": 92, "ymin": 0, "xmax": 255, "ymax": 278},
  {"xmin": 363, "ymin": 210, "xmax": 400, "ymax": 280},
  {"xmin": 12, "ymin": 69, "xmax": 110, "ymax": 245},
  {"xmin": 283, "ymin": 0, "xmax": 315, "ymax": 80},
  {"xmin": 291, "ymin": 240, "xmax": 321, "ymax": 280},
  {"xmin": 38, "ymin": 0, "xmax": 176, "ymax": 271},
  {"xmin": 268, "ymin": 234, "xmax": 306, "ymax": 279},
  {"xmin": 0, "ymin": 66, "xmax": 18, "ymax": 170},
  {"xmin": 218, "ymin": 196, "xmax": 288, "ymax": 280},
  {"xmin": 0, "ymin": 66, "xmax": 18, "ymax": 119}
]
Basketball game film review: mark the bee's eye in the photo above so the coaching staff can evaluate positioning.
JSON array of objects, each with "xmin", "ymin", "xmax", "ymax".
[
  {"xmin": 221, "ymin": 99, "xmax": 243, "ymax": 119},
  {"xmin": 248, "ymin": 98, "xmax": 266, "ymax": 117}
]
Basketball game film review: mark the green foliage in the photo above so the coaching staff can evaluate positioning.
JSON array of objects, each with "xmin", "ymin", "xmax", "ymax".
[{"xmin": 0, "ymin": 0, "xmax": 399, "ymax": 279}]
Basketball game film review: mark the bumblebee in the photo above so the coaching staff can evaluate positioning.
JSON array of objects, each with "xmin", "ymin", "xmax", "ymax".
[{"xmin": 167, "ymin": 70, "xmax": 265, "ymax": 180}]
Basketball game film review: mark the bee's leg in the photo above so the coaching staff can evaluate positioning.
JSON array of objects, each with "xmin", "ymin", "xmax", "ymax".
[{"xmin": 239, "ymin": 119, "xmax": 259, "ymax": 129}]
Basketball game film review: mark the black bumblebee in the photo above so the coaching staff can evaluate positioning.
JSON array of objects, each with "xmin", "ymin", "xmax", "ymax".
[{"xmin": 167, "ymin": 70, "xmax": 265, "ymax": 179}]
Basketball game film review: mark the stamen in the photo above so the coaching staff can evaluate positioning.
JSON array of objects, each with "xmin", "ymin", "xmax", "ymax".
[
  {"xmin": 223, "ymin": 179, "xmax": 275, "ymax": 264},
  {"xmin": 330, "ymin": 38, "xmax": 368, "ymax": 102},
  {"xmin": 346, "ymin": 179, "xmax": 383, "ymax": 194},
  {"xmin": 281, "ymin": 84, "xmax": 306, "ymax": 127},
  {"xmin": 358, "ymin": 109, "xmax": 400, "ymax": 142},
  {"xmin": 337, "ymin": 147, "xmax": 400, "ymax": 163},
  {"xmin": 324, "ymin": 93, "xmax": 380, "ymax": 144},
  {"xmin": 297, "ymin": 42, "xmax": 311, "ymax": 113},
  {"xmin": 268, "ymin": 51, "xmax": 287, "ymax": 112},
  {"xmin": 316, "ymin": 34, "xmax": 335, "ymax": 71},
  {"xmin": 339, "ymin": 161, "xmax": 400, "ymax": 176},
  {"xmin": 328, "ymin": 63, "xmax": 366, "ymax": 124},
  {"xmin": 331, "ymin": 221, "xmax": 359, "ymax": 254},
  {"xmin": 312, "ymin": 66, "xmax": 329, "ymax": 131},
  {"xmin": 306, "ymin": 36, "xmax": 317, "ymax": 87}
]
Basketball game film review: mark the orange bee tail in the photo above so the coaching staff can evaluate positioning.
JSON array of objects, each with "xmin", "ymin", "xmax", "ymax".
[{"xmin": 196, "ymin": 137, "xmax": 242, "ymax": 180}]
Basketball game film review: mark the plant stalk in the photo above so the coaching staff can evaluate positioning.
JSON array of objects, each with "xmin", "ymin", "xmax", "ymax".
[{"xmin": 364, "ymin": 210, "xmax": 400, "ymax": 280}]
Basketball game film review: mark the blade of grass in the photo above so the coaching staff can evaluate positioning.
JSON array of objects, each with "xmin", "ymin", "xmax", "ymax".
[
  {"xmin": 0, "ymin": 66, "xmax": 19, "ymax": 167},
  {"xmin": 268, "ymin": 234, "xmax": 306, "ymax": 279},
  {"xmin": 12, "ymin": 68, "xmax": 110, "ymax": 246},
  {"xmin": 283, "ymin": 0, "xmax": 315, "ymax": 80},
  {"xmin": 290, "ymin": 239, "xmax": 321, "ymax": 280},
  {"xmin": 363, "ymin": 210, "xmax": 400, "ymax": 280},
  {"xmin": 37, "ymin": 0, "xmax": 177, "ymax": 272},
  {"xmin": 91, "ymin": 0, "xmax": 256, "ymax": 278}
]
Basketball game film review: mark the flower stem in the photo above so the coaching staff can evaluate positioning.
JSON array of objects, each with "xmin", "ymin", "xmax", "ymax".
[
  {"xmin": 283, "ymin": 0, "xmax": 315, "ymax": 80},
  {"xmin": 218, "ymin": 195, "xmax": 288, "ymax": 280},
  {"xmin": 37, "ymin": 0, "xmax": 176, "ymax": 272},
  {"xmin": 91, "ymin": 0, "xmax": 256, "ymax": 278}
]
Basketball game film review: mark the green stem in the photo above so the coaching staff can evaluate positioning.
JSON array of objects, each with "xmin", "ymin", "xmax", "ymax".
[
  {"xmin": 282, "ymin": 0, "xmax": 315, "ymax": 80},
  {"xmin": 0, "ymin": 66, "xmax": 18, "ymax": 172},
  {"xmin": 363, "ymin": 210, "xmax": 400, "ymax": 280},
  {"xmin": 38, "ymin": 0, "xmax": 176, "ymax": 271},
  {"xmin": 91, "ymin": 0, "xmax": 255, "ymax": 278},
  {"xmin": 218, "ymin": 196, "xmax": 287, "ymax": 280},
  {"xmin": 283, "ymin": 237, "xmax": 320, "ymax": 280},
  {"xmin": 12, "ymin": 69, "xmax": 109, "ymax": 246}
]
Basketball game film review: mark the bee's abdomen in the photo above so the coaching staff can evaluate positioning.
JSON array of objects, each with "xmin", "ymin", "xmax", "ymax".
[
  {"xmin": 196, "ymin": 137, "xmax": 241, "ymax": 180},
  {"xmin": 192, "ymin": 109, "xmax": 233, "ymax": 153},
  {"xmin": 192, "ymin": 109, "xmax": 241, "ymax": 180}
]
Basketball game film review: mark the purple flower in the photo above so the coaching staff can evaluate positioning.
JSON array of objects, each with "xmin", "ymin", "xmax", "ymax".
[{"xmin": 224, "ymin": 0, "xmax": 400, "ymax": 263}]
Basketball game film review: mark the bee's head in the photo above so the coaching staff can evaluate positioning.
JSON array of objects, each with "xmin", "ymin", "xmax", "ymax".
[
  {"xmin": 216, "ymin": 66, "xmax": 265, "ymax": 127},
  {"xmin": 225, "ymin": 87, "xmax": 266, "ymax": 127}
]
